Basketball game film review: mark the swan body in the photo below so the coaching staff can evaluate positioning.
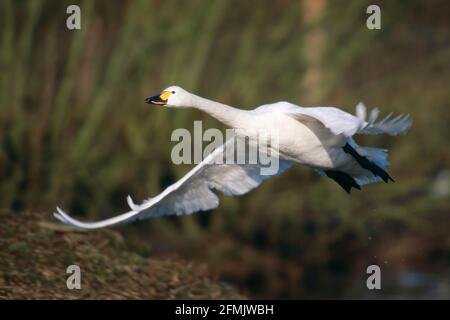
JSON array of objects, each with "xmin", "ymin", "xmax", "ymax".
[{"xmin": 54, "ymin": 86, "xmax": 412, "ymax": 229}]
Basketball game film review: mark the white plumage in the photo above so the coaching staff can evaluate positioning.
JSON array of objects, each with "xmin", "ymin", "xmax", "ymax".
[{"xmin": 54, "ymin": 86, "xmax": 412, "ymax": 229}]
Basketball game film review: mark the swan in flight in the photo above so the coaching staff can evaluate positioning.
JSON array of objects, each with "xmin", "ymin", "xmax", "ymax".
[{"xmin": 54, "ymin": 86, "xmax": 412, "ymax": 229}]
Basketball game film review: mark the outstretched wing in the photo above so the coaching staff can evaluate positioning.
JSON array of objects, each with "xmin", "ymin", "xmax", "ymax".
[
  {"xmin": 270, "ymin": 101, "xmax": 412, "ymax": 137},
  {"xmin": 54, "ymin": 136, "xmax": 293, "ymax": 229}
]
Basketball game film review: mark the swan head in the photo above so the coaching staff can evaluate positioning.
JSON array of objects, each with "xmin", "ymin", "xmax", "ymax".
[{"xmin": 145, "ymin": 86, "xmax": 192, "ymax": 108}]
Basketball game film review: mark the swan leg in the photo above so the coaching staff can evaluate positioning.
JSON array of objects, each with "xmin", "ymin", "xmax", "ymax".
[
  {"xmin": 343, "ymin": 143, "xmax": 394, "ymax": 183},
  {"xmin": 324, "ymin": 170, "xmax": 361, "ymax": 194}
]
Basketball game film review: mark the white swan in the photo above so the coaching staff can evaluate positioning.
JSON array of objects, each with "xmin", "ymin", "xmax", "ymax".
[{"xmin": 54, "ymin": 85, "xmax": 412, "ymax": 229}]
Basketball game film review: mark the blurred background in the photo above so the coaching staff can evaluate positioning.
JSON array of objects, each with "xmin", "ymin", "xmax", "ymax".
[{"xmin": 0, "ymin": 0, "xmax": 449, "ymax": 299}]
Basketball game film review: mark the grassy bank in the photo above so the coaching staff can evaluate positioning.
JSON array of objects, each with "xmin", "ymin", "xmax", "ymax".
[{"xmin": 0, "ymin": 210, "xmax": 244, "ymax": 299}]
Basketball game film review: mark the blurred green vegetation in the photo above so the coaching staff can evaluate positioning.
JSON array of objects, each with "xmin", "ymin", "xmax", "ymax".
[{"xmin": 0, "ymin": 0, "xmax": 449, "ymax": 298}]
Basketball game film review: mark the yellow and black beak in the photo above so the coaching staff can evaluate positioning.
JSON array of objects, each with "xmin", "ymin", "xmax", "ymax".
[{"xmin": 145, "ymin": 91, "xmax": 171, "ymax": 105}]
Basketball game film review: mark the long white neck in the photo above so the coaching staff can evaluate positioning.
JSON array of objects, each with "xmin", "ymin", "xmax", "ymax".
[{"xmin": 187, "ymin": 94, "xmax": 248, "ymax": 128}]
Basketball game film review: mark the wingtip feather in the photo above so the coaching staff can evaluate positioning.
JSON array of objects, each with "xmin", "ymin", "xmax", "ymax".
[
  {"xmin": 127, "ymin": 195, "xmax": 139, "ymax": 211},
  {"xmin": 355, "ymin": 102, "xmax": 367, "ymax": 122}
]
